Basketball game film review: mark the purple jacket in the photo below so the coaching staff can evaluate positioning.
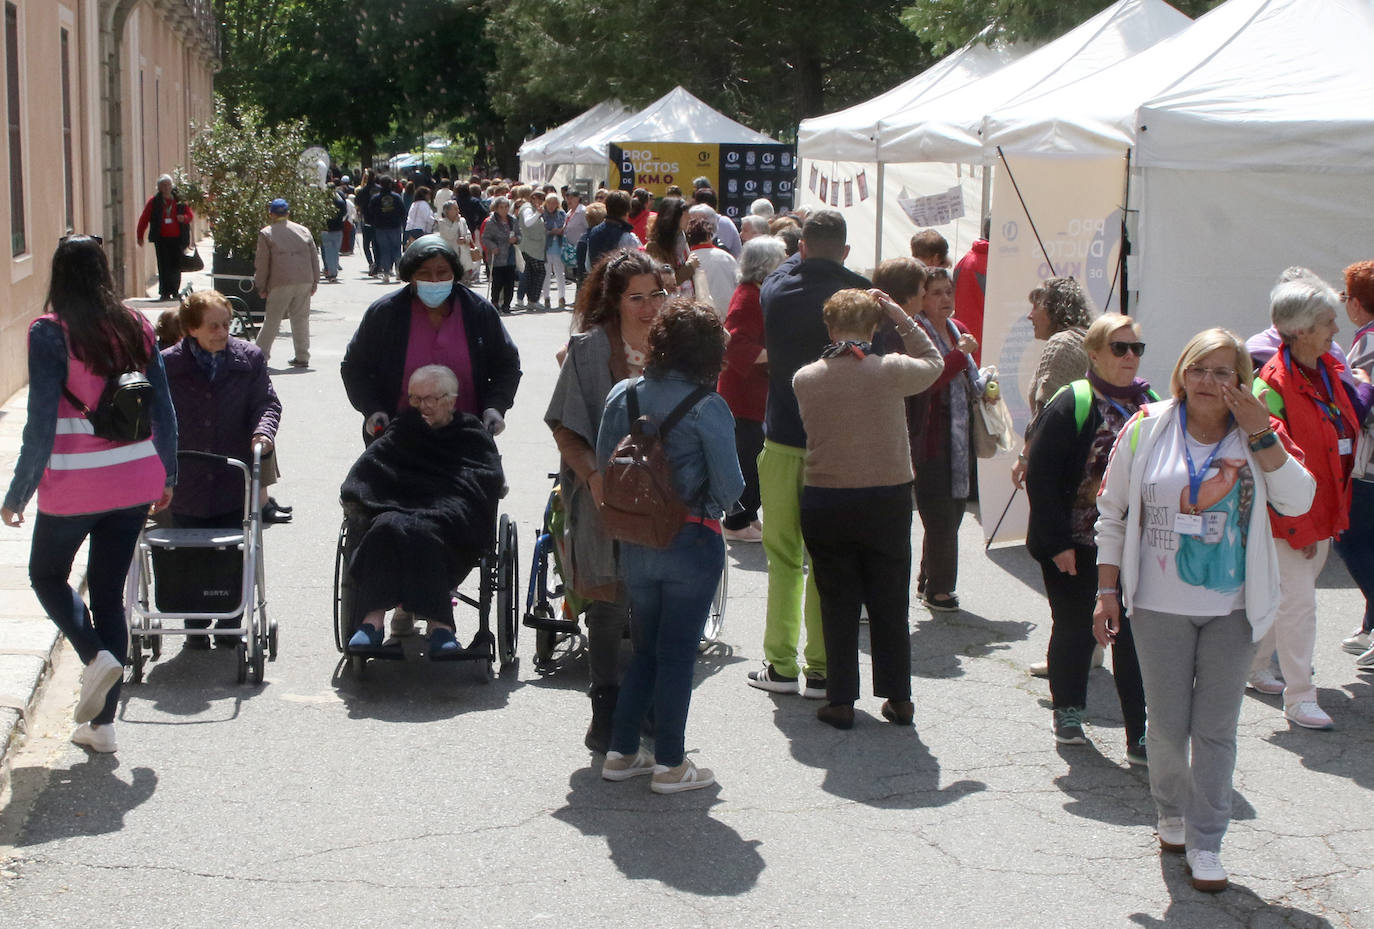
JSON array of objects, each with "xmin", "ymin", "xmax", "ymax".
[{"xmin": 162, "ymin": 336, "xmax": 281, "ymax": 517}]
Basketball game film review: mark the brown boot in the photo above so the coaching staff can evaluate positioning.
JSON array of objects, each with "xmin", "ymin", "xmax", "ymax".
[{"xmin": 584, "ymin": 685, "xmax": 619, "ymax": 753}]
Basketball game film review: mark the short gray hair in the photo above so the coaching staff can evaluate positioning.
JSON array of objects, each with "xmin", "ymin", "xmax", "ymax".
[
  {"xmin": 491, "ymin": 195, "xmax": 511, "ymax": 212},
  {"xmin": 749, "ymin": 198, "xmax": 775, "ymax": 218},
  {"xmin": 409, "ymin": 364, "xmax": 459, "ymax": 398},
  {"xmin": 738, "ymin": 235, "xmax": 787, "ymax": 284},
  {"xmin": 1271, "ymin": 279, "xmax": 1341, "ymax": 339},
  {"xmin": 740, "ymin": 215, "xmax": 769, "ymax": 236}
]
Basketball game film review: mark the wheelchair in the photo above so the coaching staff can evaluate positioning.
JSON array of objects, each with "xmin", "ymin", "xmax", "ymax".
[
  {"xmin": 333, "ymin": 505, "xmax": 519, "ymax": 680},
  {"xmin": 124, "ymin": 448, "xmax": 275, "ymax": 684},
  {"xmin": 523, "ymin": 475, "xmax": 726, "ymax": 670}
]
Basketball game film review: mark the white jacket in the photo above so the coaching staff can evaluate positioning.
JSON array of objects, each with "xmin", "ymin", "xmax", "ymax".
[{"xmin": 1094, "ymin": 398, "xmax": 1315, "ymax": 640}]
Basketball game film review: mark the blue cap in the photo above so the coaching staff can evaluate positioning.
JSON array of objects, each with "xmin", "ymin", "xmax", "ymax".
[{"xmin": 268, "ymin": 198, "xmax": 289, "ymax": 213}]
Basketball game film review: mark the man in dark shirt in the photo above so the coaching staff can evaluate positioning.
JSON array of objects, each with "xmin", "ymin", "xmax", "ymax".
[
  {"xmin": 749, "ymin": 209, "xmax": 870, "ymax": 699},
  {"xmin": 584, "ymin": 190, "xmax": 640, "ymax": 270}
]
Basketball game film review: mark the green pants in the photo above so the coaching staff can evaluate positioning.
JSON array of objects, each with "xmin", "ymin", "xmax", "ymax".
[{"xmin": 759, "ymin": 439, "xmax": 825, "ymax": 678}]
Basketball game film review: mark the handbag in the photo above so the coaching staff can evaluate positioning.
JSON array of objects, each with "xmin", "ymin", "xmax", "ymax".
[
  {"xmin": 972, "ymin": 366, "xmax": 1015, "ymax": 459},
  {"xmin": 179, "ymin": 246, "xmax": 203, "ymax": 272},
  {"xmin": 561, "ymin": 239, "xmax": 577, "ymax": 266}
]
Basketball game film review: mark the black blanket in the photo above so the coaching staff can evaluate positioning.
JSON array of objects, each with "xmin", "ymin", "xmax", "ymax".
[{"xmin": 340, "ymin": 409, "xmax": 504, "ymax": 620}]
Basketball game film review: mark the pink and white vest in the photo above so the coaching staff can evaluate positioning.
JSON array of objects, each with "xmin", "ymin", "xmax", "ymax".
[{"xmin": 36, "ymin": 313, "xmax": 166, "ymax": 515}]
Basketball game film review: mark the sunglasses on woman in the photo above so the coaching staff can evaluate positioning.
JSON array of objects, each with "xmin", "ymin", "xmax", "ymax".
[{"xmin": 1109, "ymin": 341, "xmax": 1146, "ymax": 357}]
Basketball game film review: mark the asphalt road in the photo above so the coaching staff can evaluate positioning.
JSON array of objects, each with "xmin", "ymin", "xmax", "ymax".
[{"xmin": 0, "ymin": 247, "xmax": 1369, "ymax": 928}]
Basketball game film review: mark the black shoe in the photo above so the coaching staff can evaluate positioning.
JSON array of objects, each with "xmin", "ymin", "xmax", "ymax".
[
  {"xmin": 585, "ymin": 685, "xmax": 619, "ymax": 753},
  {"xmin": 881, "ymin": 699, "xmax": 915, "ymax": 726},
  {"xmin": 263, "ymin": 500, "xmax": 293, "ymax": 523},
  {"xmin": 265, "ymin": 496, "xmax": 292, "ymax": 514}
]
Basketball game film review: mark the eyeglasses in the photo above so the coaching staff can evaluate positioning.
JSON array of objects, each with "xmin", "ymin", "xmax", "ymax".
[
  {"xmin": 407, "ymin": 392, "xmax": 453, "ymax": 407},
  {"xmin": 624, "ymin": 290, "xmax": 669, "ymax": 306},
  {"xmin": 1339, "ymin": 291, "xmax": 1351, "ymax": 301},
  {"xmin": 1183, "ymin": 366, "xmax": 1237, "ymax": 383},
  {"xmin": 1108, "ymin": 341, "xmax": 1146, "ymax": 358}
]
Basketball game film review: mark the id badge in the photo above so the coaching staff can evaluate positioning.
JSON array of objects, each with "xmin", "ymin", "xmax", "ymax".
[
  {"xmin": 1339, "ymin": 437, "xmax": 1353, "ymax": 455},
  {"xmin": 1174, "ymin": 512, "xmax": 1204, "ymax": 536}
]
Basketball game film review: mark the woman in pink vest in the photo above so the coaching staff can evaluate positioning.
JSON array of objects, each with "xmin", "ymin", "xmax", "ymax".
[{"xmin": 2, "ymin": 236, "xmax": 178, "ymax": 754}]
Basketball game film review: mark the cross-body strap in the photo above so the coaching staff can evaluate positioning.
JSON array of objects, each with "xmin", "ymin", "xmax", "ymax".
[{"xmin": 659, "ymin": 385, "xmax": 712, "ymax": 437}]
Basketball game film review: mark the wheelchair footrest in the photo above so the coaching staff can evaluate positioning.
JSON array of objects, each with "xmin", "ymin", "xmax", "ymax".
[{"xmin": 524, "ymin": 614, "xmax": 580, "ymax": 634}]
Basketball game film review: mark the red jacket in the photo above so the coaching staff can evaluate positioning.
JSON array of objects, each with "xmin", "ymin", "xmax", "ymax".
[
  {"xmin": 952, "ymin": 238, "xmax": 987, "ymax": 363},
  {"xmin": 136, "ymin": 193, "xmax": 192, "ymax": 244},
  {"xmin": 717, "ymin": 281, "xmax": 767, "ymax": 422},
  {"xmin": 1258, "ymin": 350, "xmax": 1357, "ymax": 548}
]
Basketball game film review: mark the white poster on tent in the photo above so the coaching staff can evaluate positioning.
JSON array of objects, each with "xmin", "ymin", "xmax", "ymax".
[{"xmin": 980, "ymin": 154, "xmax": 1126, "ymax": 544}]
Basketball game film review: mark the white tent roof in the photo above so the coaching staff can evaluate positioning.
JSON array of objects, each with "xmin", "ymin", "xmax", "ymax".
[
  {"xmin": 797, "ymin": 30, "xmax": 1021, "ymax": 163},
  {"xmin": 519, "ymin": 100, "xmax": 633, "ymax": 165},
  {"xmin": 570, "ymin": 86, "xmax": 777, "ymax": 165},
  {"xmin": 876, "ymin": 0, "xmax": 1191, "ymax": 164},
  {"xmin": 1137, "ymin": 0, "xmax": 1374, "ymax": 172}
]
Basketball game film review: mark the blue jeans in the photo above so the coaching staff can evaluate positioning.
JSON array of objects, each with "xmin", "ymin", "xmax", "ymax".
[
  {"xmin": 29, "ymin": 505, "xmax": 147, "ymax": 725},
  {"xmin": 373, "ymin": 226, "xmax": 402, "ymax": 275},
  {"xmin": 320, "ymin": 230, "xmax": 342, "ymax": 277},
  {"xmin": 610, "ymin": 523, "xmax": 725, "ymax": 767},
  {"xmin": 1334, "ymin": 478, "xmax": 1374, "ymax": 633},
  {"xmin": 362, "ymin": 224, "xmax": 376, "ymax": 270}
]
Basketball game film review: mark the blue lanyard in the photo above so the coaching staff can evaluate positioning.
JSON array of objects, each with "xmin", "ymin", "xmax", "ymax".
[
  {"xmin": 1284, "ymin": 347, "xmax": 1346, "ymax": 437},
  {"xmin": 1178, "ymin": 405, "xmax": 1230, "ymax": 511},
  {"xmin": 1105, "ymin": 397, "xmax": 1133, "ymax": 420}
]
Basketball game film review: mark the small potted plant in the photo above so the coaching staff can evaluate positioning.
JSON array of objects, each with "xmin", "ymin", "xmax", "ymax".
[{"xmin": 177, "ymin": 100, "xmax": 331, "ymax": 315}]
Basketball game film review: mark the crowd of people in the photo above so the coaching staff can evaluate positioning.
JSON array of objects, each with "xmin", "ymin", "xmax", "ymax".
[{"xmin": 5, "ymin": 171, "xmax": 1374, "ymax": 894}]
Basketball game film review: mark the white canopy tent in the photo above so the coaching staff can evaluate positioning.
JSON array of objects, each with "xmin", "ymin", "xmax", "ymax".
[
  {"xmin": 577, "ymin": 86, "xmax": 778, "ymax": 158},
  {"xmin": 518, "ymin": 100, "xmax": 633, "ymax": 189},
  {"xmin": 796, "ymin": 35, "xmax": 1021, "ymax": 272}
]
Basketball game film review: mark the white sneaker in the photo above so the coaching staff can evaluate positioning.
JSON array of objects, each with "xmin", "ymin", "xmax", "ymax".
[
  {"xmin": 1341, "ymin": 629, "xmax": 1372, "ymax": 654},
  {"xmin": 1356, "ymin": 643, "xmax": 1374, "ymax": 669},
  {"xmin": 722, "ymin": 525, "xmax": 763, "ymax": 543},
  {"xmin": 75, "ymin": 651, "xmax": 123, "ymax": 724},
  {"xmin": 71, "ymin": 722, "xmax": 117, "ymax": 753},
  {"xmin": 1246, "ymin": 670, "xmax": 1285, "ymax": 695},
  {"xmin": 1029, "ymin": 645, "xmax": 1102, "ymax": 679},
  {"xmin": 650, "ymin": 758, "xmax": 715, "ymax": 794},
  {"xmin": 1284, "ymin": 700, "xmax": 1333, "ymax": 730},
  {"xmin": 1156, "ymin": 816, "xmax": 1185, "ymax": 852},
  {"xmin": 1185, "ymin": 848, "xmax": 1228, "ymax": 892},
  {"xmin": 601, "ymin": 748, "xmax": 655, "ymax": 781}
]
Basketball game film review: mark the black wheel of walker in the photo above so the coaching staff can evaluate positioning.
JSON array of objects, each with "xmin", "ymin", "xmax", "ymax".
[
  {"xmin": 496, "ymin": 515, "xmax": 518, "ymax": 667},
  {"xmin": 268, "ymin": 617, "xmax": 279, "ymax": 661},
  {"xmin": 150, "ymin": 619, "xmax": 163, "ymax": 660},
  {"xmin": 130, "ymin": 637, "xmax": 145, "ymax": 684},
  {"xmin": 702, "ymin": 561, "xmax": 728, "ymax": 645},
  {"xmin": 235, "ymin": 641, "xmax": 248, "ymax": 684}
]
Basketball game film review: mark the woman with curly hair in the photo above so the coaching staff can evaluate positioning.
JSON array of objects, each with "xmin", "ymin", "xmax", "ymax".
[{"xmin": 595, "ymin": 299, "xmax": 743, "ymax": 792}]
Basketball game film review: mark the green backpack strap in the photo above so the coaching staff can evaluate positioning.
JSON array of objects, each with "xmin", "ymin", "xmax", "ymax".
[{"xmin": 1042, "ymin": 379, "xmax": 1094, "ymax": 434}]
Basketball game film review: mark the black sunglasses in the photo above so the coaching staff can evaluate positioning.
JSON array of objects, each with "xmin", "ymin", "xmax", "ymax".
[{"xmin": 1109, "ymin": 341, "xmax": 1146, "ymax": 357}]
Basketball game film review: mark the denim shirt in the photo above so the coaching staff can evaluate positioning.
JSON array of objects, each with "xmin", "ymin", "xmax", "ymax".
[
  {"xmin": 596, "ymin": 371, "xmax": 744, "ymax": 518},
  {"xmin": 3, "ymin": 317, "xmax": 179, "ymax": 513}
]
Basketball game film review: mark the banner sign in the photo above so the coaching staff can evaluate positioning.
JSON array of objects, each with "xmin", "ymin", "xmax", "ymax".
[
  {"xmin": 898, "ymin": 185, "xmax": 965, "ymax": 227},
  {"xmin": 611, "ymin": 141, "xmax": 795, "ymax": 219}
]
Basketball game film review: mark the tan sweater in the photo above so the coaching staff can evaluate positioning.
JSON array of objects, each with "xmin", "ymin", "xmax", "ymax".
[
  {"xmin": 254, "ymin": 218, "xmax": 320, "ymax": 291},
  {"xmin": 793, "ymin": 327, "xmax": 943, "ymax": 489}
]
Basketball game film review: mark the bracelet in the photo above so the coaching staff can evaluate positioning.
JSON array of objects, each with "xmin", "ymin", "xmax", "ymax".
[
  {"xmin": 1248, "ymin": 426, "xmax": 1274, "ymax": 441},
  {"xmin": 1248, "ymin": 430, "xmax": 1279, "ymax": 452},
  {"xmin": 1095, "ymin": 587, "xmax": 1119, "ymax": 598}
]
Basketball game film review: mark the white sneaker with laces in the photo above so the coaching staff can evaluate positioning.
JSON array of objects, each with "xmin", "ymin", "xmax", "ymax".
[
  {"xmin": 1284, "ymin": 700, "xmax": 1333, "ymax": 730},
  {"xmin": 75, "ymin": 651, "xmax": 123, "ymax": 724},
  {"xmin": 651, "ymin": 758, "xmax": 715, "ymax": 794},
  {"xmin": 1185, "ymin": 848, "xmax": 1228, "ymax": 892},
  {"xmin": 601, "ymin": 748, "xmax": 656, "ymax": 781},
  {"xmin": 1246, "ymin": 670, "xmax": 1285, "ymax": 695},
  {"xmin": 1156, "ymin": 816, "xmax": 1185, "ymax": 852},
  {"xmin": 71, "ymin": 722, "xmax": 117, "ymax": 753},
  {"xmin": 1341, "ymin": 629, "xmax": 1372, "ymax": 654},
  {"xmin": 1356, "ymin": 643, "xmax": 1374, "ymax": 669}
]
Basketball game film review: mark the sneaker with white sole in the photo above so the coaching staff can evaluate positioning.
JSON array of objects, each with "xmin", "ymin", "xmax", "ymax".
[
  {"xmin": 1030, "ymin": 645, "xmax": 1104, "ymax": 679},
  {"xmin": 1156, "ymin": 816, "xmax": 1185, "ymax": 852},
  {"xmin": 1246, "ymin": 670, "xmax": 1285, "ymax": 695},
  {"xmin": 1356, "ymin": 643, "xmax": 1374, "ymax": 669},
  {"xmin": 75, "ymin": 651, "xmax": 123, "ymax": 724},
  {"xmin": 1185, "ymin": 848, "xmax": 1228, "ymax": 892},
  {"xmin": 601, "ymin": 748, "xmax": 656, "ymax": 781},
  {"xmin": 1341, "ymin": 629, "xmax": 1372, "ymax": 654},
  {"xmin": 650, "ymin": 758, "xmax": 715, "ymax": 794},
  {"xmin": 722, "ymin": 525, "xmax": 763, "ymax": 543},
  {"xmin": 747, "ymin": 662, "xmax": 800, "ymax": 694},
  {"xmin": 1053, "ymin": 707, "xmax": 1088, "ymax": 745},
  {"xmin": 801, "ymin": 675, "xmax": 827, "ymax": 700},
  {"xmin": 1126, "ymin": 735, "xmax": 1148, "ymax": 767},
  {"xmin": 1284, "ymin": 700, "xmax": 1333, "ymax": 730},
  {"xmin": 71, "ymin": 722, "xmax": 117, "ymax": 753}
]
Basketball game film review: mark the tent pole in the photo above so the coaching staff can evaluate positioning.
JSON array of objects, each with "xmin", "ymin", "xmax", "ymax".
[
  {"xmin": 1104, "ymin": 148, "xmax": 1132, "ymax": 313},
  {"xmin": 980, "ymin": 164, "xmax": 992, "ymax": 233},
  {"xmin": 874, "ymin": 162, "xmax": 885, "ymax": 270},
  {"xmin": 996, "ymin": 146, "xmax": 1055, "ymax": 276}
]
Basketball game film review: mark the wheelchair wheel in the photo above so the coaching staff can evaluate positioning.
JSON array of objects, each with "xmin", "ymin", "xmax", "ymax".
[
  {"xmin": 702, "ymin": 560, "xmax": 727, "ymax": 645},
  {"xmin": 333, "ymin": 517, "xmax": 361, "ymax": 653},
  {"xmin": 496, "ymin": 515, "xmax": 518, "ymax": 668}
]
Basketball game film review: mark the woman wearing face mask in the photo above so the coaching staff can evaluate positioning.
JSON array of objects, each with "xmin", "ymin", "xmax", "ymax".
[{"xmin": 342, "ymin": 234, "xmax": 523, "ymax": 447}]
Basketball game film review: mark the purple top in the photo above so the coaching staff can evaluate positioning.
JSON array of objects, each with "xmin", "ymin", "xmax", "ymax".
[{"xmin": 401, "ymin": 298, "xmax": 478, "ymax": 417}]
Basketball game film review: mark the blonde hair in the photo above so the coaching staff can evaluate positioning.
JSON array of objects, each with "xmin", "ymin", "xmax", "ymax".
[
  {"xmin": 823, "ymin": 288, "xmax": 883, "ymax": 337},
  {"xmin": 179, "ymin": 288, "xmax": 231, "ymax": 331},
  {"xmin": 1169, "ymin": 328, "xmax": 1253, "ymax": 399},
  {"xmin": 1083, "ymin": 313, "xmax": 1141, "ymax": 355}
]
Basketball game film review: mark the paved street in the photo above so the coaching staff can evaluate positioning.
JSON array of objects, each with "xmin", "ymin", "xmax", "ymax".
[{"xmin": 0, "ymin": 246, "xmax": 1370, "ymax": 928}]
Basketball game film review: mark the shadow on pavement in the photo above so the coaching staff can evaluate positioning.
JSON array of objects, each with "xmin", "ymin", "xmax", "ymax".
[
  {"xmin": 3, "ymin": 757, "xmax": 157, "ymax": 847},
  {"xmin": 1127, "ymin": 853, "xmax": 1334, "ymax": 928},
  {"xmin": 1265, "ymin": 681, "xmax": 1374, "ymax": 791},
  {"xmin": 774, "ymin": 704, "xmax": 986, "ymax": 809},
  {"xmin": 121, "ymin": 644, "xmax": 266, "ymax": 721},
  {"xmin": 329, "ymin": 654, "xmax": 517, "ymax": 722},
  {"xmin": 909, "ymin": 607, "xmax": 1034, "ymax": 679},
  {"xmin": 551, "ymin": 766, "xmax": 764, "ymax": 896}
]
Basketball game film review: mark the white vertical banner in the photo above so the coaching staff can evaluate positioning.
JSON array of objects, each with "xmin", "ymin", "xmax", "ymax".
[{"xmin": 978, "ymin": 154, "xmax": 1126, "ymax": 544}]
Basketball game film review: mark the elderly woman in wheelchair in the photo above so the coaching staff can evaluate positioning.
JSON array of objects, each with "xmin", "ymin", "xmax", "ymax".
[{"xmin": 340, "ymin": 364, "xmax": 505, "ymax": 657}]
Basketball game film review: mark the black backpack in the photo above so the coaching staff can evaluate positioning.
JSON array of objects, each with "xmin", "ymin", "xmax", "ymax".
[
  {"xmin": 64, "ymin": 370, "xmax": 155, "ymax": 443},
  {"xmin": 600, "ymin": 382, "xmax": 710, "ymax": 549}
]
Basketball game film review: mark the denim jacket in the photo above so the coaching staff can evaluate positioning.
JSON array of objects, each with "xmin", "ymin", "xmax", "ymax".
[
  {"xmin": 596, "ymin": 371, "xmax": 744, "ymax": 518},
  {"xmin": 3, "ymin": 317, "xmax": 178, "ymax": 513}
]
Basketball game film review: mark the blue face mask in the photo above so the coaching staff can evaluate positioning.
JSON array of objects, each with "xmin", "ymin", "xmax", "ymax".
[{"xmin": 415, "ymin": 279, "xmax": 454, "ymax": 308}]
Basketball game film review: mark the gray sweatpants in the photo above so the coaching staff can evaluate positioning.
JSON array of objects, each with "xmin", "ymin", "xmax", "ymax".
[{"xmin": 1131, "ymin": 607, "xmax": 1256, "ymax": 853}]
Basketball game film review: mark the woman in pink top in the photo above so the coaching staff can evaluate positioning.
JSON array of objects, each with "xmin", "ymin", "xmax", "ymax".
[{"xmin": 2, "ymin": 236, "xmax": 178, "ymax": 754}]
